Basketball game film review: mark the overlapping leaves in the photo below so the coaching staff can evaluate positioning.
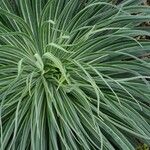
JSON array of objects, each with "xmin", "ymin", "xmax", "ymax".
[{"xmin": 0, "ymin": 0, "xmax": 150, "ymax": 149}]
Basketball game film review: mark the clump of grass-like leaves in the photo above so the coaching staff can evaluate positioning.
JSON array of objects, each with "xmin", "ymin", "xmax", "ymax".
[{"xmin": 0, "ymin": 0, "xmax": 150, "ymax": 149}]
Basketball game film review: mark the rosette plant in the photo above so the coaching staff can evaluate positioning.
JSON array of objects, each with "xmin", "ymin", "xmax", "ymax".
[{"xmin": 0, "ymin": 0, "xmax": 150, "ymax": 149}]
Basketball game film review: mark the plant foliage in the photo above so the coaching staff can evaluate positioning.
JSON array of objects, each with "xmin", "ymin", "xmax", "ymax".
[{"xmin": 0, "ymin": 0, "xmax": 150, "ymax": 149}]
